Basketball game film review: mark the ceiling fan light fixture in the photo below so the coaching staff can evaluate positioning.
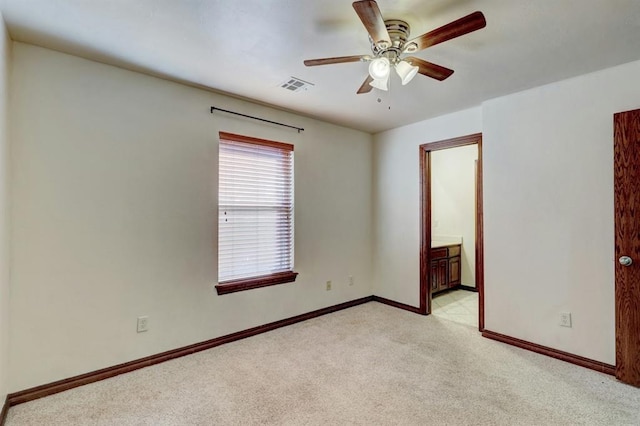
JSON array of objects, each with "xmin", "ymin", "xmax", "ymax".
[
  {"xmin": 369, "ymin": 75, "xmax": 389, "ymax": 91},
  {"xmin": 395, "ymin": 60, "xmax": 419, "ymax": 85},
  {"xmin": 368, "ymin": 57, "xmax": 391, "ymax": 80},
  {"xmin": 404, "ymin": 42, "xmax": 418, "ymax": 53}
]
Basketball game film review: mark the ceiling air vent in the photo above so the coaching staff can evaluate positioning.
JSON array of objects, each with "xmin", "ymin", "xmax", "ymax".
[{"xmin": 280, "ymin": 77, "xmax": 314, "ymax": 93}]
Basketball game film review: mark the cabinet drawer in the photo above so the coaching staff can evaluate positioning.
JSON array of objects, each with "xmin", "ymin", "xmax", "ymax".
[
  {"xmin": 431, "ymin": 248, "xmax": 448, "ymax": 259},
  {"xmin": 448, "ymin": 245, "xmax": 461, "ymax": 257}
]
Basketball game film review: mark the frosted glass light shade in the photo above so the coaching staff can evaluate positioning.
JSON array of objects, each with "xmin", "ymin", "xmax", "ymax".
[
  {"xmin": 395, "ymin": 60, "xmax": 419, "ymax": 85},
  {"xmin": 368, "ymin": 57, "xmax": 391, "ymax": 80},
  {"xmin": 369, "ymin": 76, "xmax": 389, "ymax": 91}
]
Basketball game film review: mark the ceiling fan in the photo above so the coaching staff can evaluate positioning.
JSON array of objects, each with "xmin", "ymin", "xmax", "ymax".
[{"xmin": 304, "ymin": 0, "xmax": 486, "ymax": 93}]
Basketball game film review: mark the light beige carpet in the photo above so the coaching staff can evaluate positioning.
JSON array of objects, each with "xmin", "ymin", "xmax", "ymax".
[{"xmin": 6, "ymin": 302, "xmax": 640, "ymax": 425}]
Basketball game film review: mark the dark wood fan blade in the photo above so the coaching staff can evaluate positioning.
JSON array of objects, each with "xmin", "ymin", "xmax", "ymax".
[
  {"xmin": 405, "ymin": 57, "xmax": 454, "ymax": 81},
  {"xmin": 352, "ymin": 1, "xmax": 391, "ymax": 48},
  {"xmin": 405, "ymin": 11, "xmax": 486, "ymax": 52},
  {"xmin": 304, "ymin": 55, "xmax": 368, "ymax": 66},
  {"xmin": 357, "ymin": 75, "xmax": 374, "ymax": 94}
]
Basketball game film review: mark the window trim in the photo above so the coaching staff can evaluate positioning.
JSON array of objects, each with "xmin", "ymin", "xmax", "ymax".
[
  {"xmin": 218, "ymin": 132, "xmax": 293, "ymax": 152},
  {"xmin": 215, "ymin": 271, "xmax": 299, "ymax": 295},
  {"xmin": 215, "ymin": 132, "xmax": 297, "ymax": 296}
]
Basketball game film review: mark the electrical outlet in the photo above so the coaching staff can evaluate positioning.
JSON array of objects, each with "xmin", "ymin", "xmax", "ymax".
[
  {"xmin": 326, "ymin": 280, "xmax": 332, "ymax": 291},
  {"xmin": 137, "ymin": 316, "xmax": 149, "ymax": 333},
  {"xmin": 349, "ymin": 275, "xmax": 354, "ymax": 286},
  {"xmin": 559, "ymin": 312, "xmax": 572, "ymax": 328}
]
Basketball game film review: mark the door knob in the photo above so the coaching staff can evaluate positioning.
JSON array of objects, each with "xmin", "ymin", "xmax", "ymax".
[{"xmin": 619, "ymin": 256, "xmax": 633, "ymax": 267}]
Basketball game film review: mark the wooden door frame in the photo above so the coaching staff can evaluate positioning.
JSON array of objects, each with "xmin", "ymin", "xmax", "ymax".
[{"xmin": 419, "ymin": 133, "xmax": 484, "ymax": 331}]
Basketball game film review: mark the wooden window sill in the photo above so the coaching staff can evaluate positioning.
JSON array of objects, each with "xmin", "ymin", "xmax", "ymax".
[{"xmin": 215, "ymin": 271, "xmax": 298, "ymax": 295}]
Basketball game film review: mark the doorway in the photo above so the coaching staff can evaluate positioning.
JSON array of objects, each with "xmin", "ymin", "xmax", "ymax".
[
  {"xmin": 419, "ymin": 133, "xmax": 484, "ymax": 331},
  {"xmin": 613, "ymin": 108, "xmax": 640, "ymax": 387}
]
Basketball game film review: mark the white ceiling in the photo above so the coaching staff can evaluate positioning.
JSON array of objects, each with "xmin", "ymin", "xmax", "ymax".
[{"xmin": 2, "ymin": 0, "xmax": 640, "ymax": 133}]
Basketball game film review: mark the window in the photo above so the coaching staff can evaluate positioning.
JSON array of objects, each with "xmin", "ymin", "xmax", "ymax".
[{"xmin": 215, "ymin": 132, "xmax": 297, "ymax": 295}]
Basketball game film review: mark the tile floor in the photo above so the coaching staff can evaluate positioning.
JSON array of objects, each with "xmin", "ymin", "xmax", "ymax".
[{"xmin": 432, "ymin": 289, "xmax": 478, "ymax": 327}]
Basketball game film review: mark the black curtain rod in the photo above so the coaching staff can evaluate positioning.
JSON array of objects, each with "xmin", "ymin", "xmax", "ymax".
[{"xmin": 210, "ymin": 106, "xmax": 304, "ymax": 133}]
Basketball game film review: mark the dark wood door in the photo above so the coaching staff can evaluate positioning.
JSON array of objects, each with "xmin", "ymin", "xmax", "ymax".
[
  {"xmin": 614, "ymin": 108, "xmax": 640, "ymax": 387},
  {"xmin": 449, "ymin": 256, "xmax": 461, "ymax": 287},
  {"xmin": 437, "ymin": 259, "xmax": 448, "ymax": 292},
  {"xmin": 430, "ymin": 261, "xmax": 438, "ymax": 291}
]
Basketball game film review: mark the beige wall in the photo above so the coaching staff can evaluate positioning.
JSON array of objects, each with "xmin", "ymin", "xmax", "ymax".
[
  {"xmin": 0, "ymin": 13, "xmax": 10, "ymax": 401},
  {"xmin": 372, "ymin": 108, "xmax": 482, "ymax": 305},
  {"xmin": 431, "ymin": 145, "xmax": 477, "ymax": 287},
  {"xmin": 9, "ymin": 43, "xmax": 373, "ymax": 391},
  {"xmin": 483, "ymin": 59, "xmax": 640, "ymax": 365},
  {"xmin": 373, "ymin": 58, "xmax": 640, "ymax": 365}
]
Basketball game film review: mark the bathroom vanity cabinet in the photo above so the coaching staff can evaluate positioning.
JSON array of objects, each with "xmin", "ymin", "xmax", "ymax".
[{"xmin": 430, "ymin": 244, "xmax": 461, "ymax": 294}]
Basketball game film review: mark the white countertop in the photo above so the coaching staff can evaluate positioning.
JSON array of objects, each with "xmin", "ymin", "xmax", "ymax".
[
  {"xmin": 431, "ymin": 235, "xmax": 462, "ymax": 248},
  {"xmin": 431, "ymin": 241, "xmax": 461, "ymax": 248}
]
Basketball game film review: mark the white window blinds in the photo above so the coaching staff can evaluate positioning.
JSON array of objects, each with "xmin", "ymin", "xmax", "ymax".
[{"xmin": 218, "ymin": 132, "xmax": 294, "ymax": 282}]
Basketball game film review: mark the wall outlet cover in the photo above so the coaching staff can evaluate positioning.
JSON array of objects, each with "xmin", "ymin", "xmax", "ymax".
[
  {"xmin": 137, "ymin": 316, "xmax": 149, "ymax": 333},
  {"xmin": 559, "ymin": 312, "xmax": 572, "ymax": 328}
]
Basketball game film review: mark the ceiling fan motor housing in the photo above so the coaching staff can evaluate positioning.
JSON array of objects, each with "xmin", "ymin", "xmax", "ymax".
[{"xmin": 370, "ymin": 20, "xmax": 411, "ymax": 62}]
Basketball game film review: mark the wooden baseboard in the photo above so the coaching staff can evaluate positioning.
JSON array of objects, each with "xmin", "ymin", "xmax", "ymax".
[
  {"xmin": 372, "ymin": 295, "xmax": 425, "ymax": 315},
  {"xmin": 482, "ymin": 329, "xmax": 615, "ymax": 375},
  {"xmin": 0, "ymin": 395, "xmax": 8, "ymax": 426},
  {"xmin": 7, "ymin": 296, "xmax": 374, "ymax": 406},
  {"xmin": 459, "ymin": 285, "xmax": 478, "ymax": 292}
]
